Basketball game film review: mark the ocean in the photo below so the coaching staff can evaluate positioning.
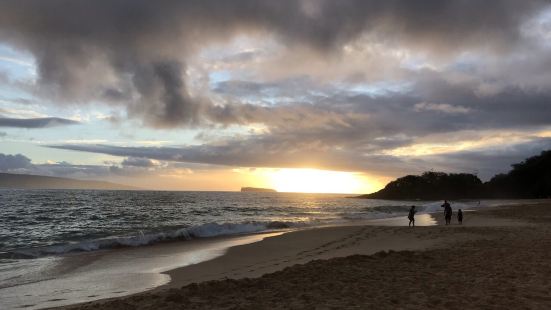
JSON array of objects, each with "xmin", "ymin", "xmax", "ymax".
[
  {"xmin": 0, "ymin": 189, "xmax": 461, "ymax": 258},
  {"xmin": 0, "ymin": 189, "xmax": 498, "ymax": 309}
]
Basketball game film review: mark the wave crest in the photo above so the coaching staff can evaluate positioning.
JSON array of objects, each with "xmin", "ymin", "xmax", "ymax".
[{"xmin": 2, "ymin": 221, "xmax": 296, "ymax": 259}]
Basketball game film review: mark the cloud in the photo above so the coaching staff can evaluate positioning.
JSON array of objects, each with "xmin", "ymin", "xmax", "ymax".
[
  {"xmin": 0, "ymin": 154, "xmax": 115, "ymax": 177},
  {"xmin": 418, "ymin": 137, "xmax": 551, "ymax": 180},
  {"xmin": 0, "ymin": 153, "xmax": 32, "ymax": 171},
  {"xmin": 2, "ymin": 1, "xmax": 551, "ymax": 184},
  {"xmin": 414, "ymin": 102, "xmax": 471, "ymax": 114},
  {"xmin": 47, "ymin": 142, "xmax": 406, "ymax": 176},
  {"xmin": 0, "ymin": 0, "xmax": 547, "ymax": 127},
  {"xmin": 35, "ymin": 162, "xmax": 113, "ymax": 178},
  {"xmin": 121, "ymin": 157, "xmax": 160, "ymax": 168},
  {"xmin": 0, "ymin": 117, "xmax": 80, "ymax": 128},
  {"xmin": 0, "ymin": 152, "xmax": 166, "ymax": 179},
  {"xmin": 47, "ymin": 132, "xmax": 551, "ymax": 181}
]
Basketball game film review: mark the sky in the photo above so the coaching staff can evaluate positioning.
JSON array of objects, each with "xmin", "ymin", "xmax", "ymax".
[{"xmin": 1, "ymin": 0, "xmax": 551, "ymax": 193}]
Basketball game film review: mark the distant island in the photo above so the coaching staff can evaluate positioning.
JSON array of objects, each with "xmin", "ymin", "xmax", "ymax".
[
  {"xmin": 241, "ymin": 187, "xmax": 277, "ymax": 193},
  {"xmin": 358, "ymin": 150, "xmax": 551, "ymax": 200},
  {"xmin": 0, "ymin": 173, "xmax": 137, "ymax": 190}
]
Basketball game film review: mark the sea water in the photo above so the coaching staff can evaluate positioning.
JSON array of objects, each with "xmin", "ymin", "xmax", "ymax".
[
  {"xmin": 0, "ymin": 189, "xmax": 499, "ymax": 309},
  {"xmin": 1, "ymin": 190, "xmax": 476, "ymax": 258}
]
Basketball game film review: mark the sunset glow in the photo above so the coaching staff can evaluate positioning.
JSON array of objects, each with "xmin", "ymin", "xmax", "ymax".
[{"xmin": 267, "ymin": 169, "xmax": 372, "ymax": 194}]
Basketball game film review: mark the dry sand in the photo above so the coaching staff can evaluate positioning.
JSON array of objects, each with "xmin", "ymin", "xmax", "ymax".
[{"xmin": 58, "ymin": 203, "xmax": 551, "ymax": 309}]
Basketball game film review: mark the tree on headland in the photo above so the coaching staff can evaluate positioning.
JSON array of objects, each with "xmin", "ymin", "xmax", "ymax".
[
  {"xmin": 358, "ymin": 171, "xmax": 484, "ymax": 200},
  {"xmin": 485, "ymin": 150, "xmax": 551, "ymax": 198},
  {"xmin": 358, "ymin": 150, "xmax": 551, "ymax": 200}
]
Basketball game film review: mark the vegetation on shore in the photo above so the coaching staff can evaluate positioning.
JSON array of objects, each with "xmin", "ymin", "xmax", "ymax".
[{"xmin": 359, "ymin": 150, "xmax": 551, "ymax": 200}]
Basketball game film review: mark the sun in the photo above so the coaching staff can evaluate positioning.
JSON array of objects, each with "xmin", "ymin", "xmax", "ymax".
[{"xmin": 266, "ymin": 168, "xmax": 373, "ymax": 194}]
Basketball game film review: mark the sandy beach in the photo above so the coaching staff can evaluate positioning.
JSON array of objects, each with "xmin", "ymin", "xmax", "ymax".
[{"xmin": 53, "ymin": 202, "xmax": 551, "ymax": 309}]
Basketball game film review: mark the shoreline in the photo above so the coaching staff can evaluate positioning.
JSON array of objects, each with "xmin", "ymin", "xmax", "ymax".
[
  {"xmin": 25, "ymin": 215, "xmax": 435, "ymax": 309},
  {"xmin": 158, "ymin": 213, "xmax": 439, "ymax": 290},
  {"xmin": 20, "ymin": 214, "xmax": 435, "ymax": 309},
  {"xmin": 0, "ymin": 200, "xmax": 542, "ymax": 309},
  {"xmin": 0, "ymin": 231, "xmax": 287, "ymax": 310},
  {"xmin": 56, "ymin": 200, "xmax": 551, "ymax": 309},
  {"xmin": 157, "ymin": 206, "xmax": 527, "ymax": 291}
]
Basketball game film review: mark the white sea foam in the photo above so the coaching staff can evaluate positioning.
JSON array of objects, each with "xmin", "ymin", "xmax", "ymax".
[{"xmin": 6, "ymin": 221, "xmax": 298, "ymax": 258}]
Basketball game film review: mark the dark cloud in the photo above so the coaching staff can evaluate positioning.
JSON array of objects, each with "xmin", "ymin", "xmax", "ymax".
[
  {"xmin": 212, "ymin": 77, "xmax": 327, "ymax": 103},
  {"xmin": 47, "ymin": 141, "xmax": 411, "ymax": 176},
  {"xmin": 0, "ymin": 153, "xmax": 32, "ymax": 171},
  {"xmin": 121, "ymin": 157, "xmax": 158, "ymax": 168},
  {"xmin": 0, "ymin": 153, "xmax": 164, "ymax": 179},
  {"xmin": 0, "ymin": 71, "xmax": 9, "ymax": 84},
  {"xmin": 419, "ymin": 137, "xmax": 551, "ymax": 180},
  {"xmin": 0, "ymin": 0, "xmax": 547, "ymax": 127},
  {"xmin": 0, "ymin": 117, "xmax": 80, "ymax": 128},
  {"xmin": 209, "ymin": 75, "xmax": 551, "ymax": 147},
  {"xmin": 0, "ymin": 154, "xmax": 114, "ymax": 177},
  {"xmin": 45, "ymin": 128, "xmax": 551, "ymax": 178},
  {"xmin": 406, "ymin": 70, "xmax": 551, "ymax": 131},
  {"xmin": 48, "ymin": 135, "xmax": 551, "ymax": 181},
  {"xmin": 2, "ymin": 1, "xmax": 551, "ymax": 181},
  {"xmin": 219, "ymin": 50, "xmax": 262, "ymax": 64},
  {"xmin": 35, "ymin": 162, "xmax": 113, "ymax": 178}
]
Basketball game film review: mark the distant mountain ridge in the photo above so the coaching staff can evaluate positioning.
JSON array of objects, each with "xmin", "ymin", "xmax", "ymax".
[
  {"xmin": 0, "ymin": 173, "xmax": 137, "ymax": 190},
  {"xmin": 358, "ymin": 150, "xmax": 551, "ymax": 200}
]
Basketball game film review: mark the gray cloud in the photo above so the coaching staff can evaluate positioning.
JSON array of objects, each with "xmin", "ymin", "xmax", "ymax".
[
  {"xmin": 0, "ymin": 0, "xmax": 547, "ymax": 127},
  {"xmin": 47, "ymin": 134, "xmax": 551, "ymax": 180},
  {"xmin": 2, "ymin": 1, "xmax": 551, "ymax": 181},
  {"xmin": 0, "ymin": 153, "xmax": 164, "ymax": 179},
  {"xmin": 41, "ymin": 68, "xmax": 551, "ymax": 179},
  {"xmin": 121, "ymin": 157, "xmax": 158, "ymax": 168},
  {"xmin": 0, "ymin": 154, "xmax": 114, "ymax": 177},
  {"xmin": 0, "ymin": 117, "xmax": 80, "ymax": 128},
  {"xmin": 210, "ymin": 74, "xmax": 551, "ymax": 144},
  {"xmin": 418, "ymin": 137, "xmax": 551, "ymax": 180},
  {"xmin": 47, "ymin": 142, "xmax": 411, "ymax": 177},
  {"xmin": 0, "ymin": 153, "xmax": 32, "ymax": 171},
  {"xmin": 34, "ymin": 162, "xmax": 113, "ymax": 178}
]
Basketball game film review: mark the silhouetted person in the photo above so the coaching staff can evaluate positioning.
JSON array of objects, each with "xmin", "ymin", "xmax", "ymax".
[
  {"xmin": 441, "ymin": 200, "xmax": 452, "ymax": 225},
  {"xmin": 408, "ymin": 205, "xmax": 417, "ymax": 227},
  {"xmin": 457, "ymin": 209, "xmax": 463, "ymax": 224}
]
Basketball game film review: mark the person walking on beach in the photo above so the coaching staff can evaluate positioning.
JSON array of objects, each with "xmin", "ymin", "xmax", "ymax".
[
  {"xmin": 441, "ymin": 200, "xmax": 452, "ymax": 225},
  {"xmin": 457, "ymin": 209, "xmax": 463, "ymax": 225},
  {"xmin": 408, "ymin": 205, "xmax": 417, "ymax": 227}
]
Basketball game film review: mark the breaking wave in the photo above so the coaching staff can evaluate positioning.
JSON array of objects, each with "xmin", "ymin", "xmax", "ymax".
[{"xmin": 1, "ymin": 221, "xmax": 297, "ymax": 259}]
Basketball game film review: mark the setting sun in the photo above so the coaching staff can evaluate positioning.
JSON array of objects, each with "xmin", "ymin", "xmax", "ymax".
[{"xmin": 266, "ymin": 168, "xmax": 373, "ymax": 194}]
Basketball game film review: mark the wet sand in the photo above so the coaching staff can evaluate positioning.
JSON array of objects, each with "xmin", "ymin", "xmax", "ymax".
[
  {"xmin": 57, "ymin": 202, "xmax": 551, "ymax": 309},
  {"xmin": 2, "ymin": 233, "xmax": 283, "ymax": 310}
]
